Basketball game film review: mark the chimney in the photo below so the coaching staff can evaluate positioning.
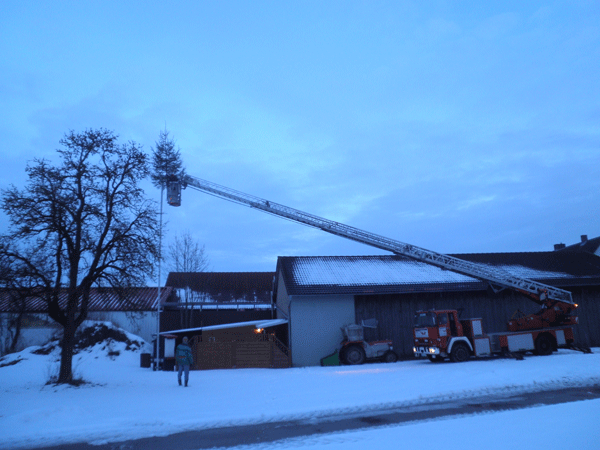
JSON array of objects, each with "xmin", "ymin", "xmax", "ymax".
[
  {"xmin": 581, "ymin": 235, "xmax": 588, "ymax": 243},
  {"xmin": 554, "ymin": 243, "xmax": 566, "ymax": 251}
]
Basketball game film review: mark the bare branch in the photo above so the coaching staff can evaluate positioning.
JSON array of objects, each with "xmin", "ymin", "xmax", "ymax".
[{"xmin": 168, "ymin": 230, "xmax": 210, "ymax": 273}]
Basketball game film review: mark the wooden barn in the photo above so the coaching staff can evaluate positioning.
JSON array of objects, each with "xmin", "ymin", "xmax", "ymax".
[{"xmin": 274, "ymin": 236, "xmax": 600, "ymax": 366}]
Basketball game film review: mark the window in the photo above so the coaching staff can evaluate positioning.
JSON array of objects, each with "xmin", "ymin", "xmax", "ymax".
[{"xmin": 414, "ymin": 312, "xmax": 436, "ymax": 327}]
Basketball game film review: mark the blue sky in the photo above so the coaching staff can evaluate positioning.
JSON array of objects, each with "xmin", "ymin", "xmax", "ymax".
[{"xmin": 1, "ymin": 1, "xmax": 599, "ymax": 273}]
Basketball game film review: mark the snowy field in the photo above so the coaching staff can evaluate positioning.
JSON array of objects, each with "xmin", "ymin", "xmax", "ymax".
[{"xmin": 1, "ymin": 322, "xmax": 599, "ymax": 450}]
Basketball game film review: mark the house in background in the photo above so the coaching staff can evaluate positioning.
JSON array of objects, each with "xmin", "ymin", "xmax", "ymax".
[
  {"xmin": 553, "ymin": 234, "xmax": 600, "ymax": 255},
  {"xmin": 159, "ymin": 272, "xmax": 289, "ymax": 370},
  {"xmin": 0, "ymin": 287, "xmax": 174, "ymax": 355},
  {"xmin": 274, "ymin": 236, "xmax": 600, "ymax": 367},
  {"xmin": 162, "ymin": 272, "xmax": 276, "ymax": 332}
]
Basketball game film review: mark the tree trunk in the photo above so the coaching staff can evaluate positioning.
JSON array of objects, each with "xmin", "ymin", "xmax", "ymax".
[
  {"xmin": 8, "ymin": 311, "xmax": 24, "ymax": 354},
  {"xmin": 57, "ymin": 322, "xmax": 76, "ymax": 383}
]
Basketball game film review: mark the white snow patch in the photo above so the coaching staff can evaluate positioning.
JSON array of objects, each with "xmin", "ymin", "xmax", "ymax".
[{"xmin": 0, "ymin": 322, "xmax": 598, "ymax": 449}]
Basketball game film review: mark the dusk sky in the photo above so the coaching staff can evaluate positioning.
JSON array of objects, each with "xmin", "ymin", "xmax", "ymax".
[{"xmin": 1, "ymin": 1, "xmax": 599, "ymax": 275}]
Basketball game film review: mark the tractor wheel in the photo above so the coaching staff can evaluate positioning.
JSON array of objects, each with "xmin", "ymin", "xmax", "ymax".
[
  {"xmin": 382, "ymin": 351, "xmax": 398, "ymax": 363},
  {"xmin": 343, "ymin": 345, "xmax": 366, "ymax": 365},
  {"xmin": 450, "ymin": 342, "xmax": 470, "ymax": 363},
  {"xmin": 534, "ymin": 333, "xmax": 554, "ymax": 356}
]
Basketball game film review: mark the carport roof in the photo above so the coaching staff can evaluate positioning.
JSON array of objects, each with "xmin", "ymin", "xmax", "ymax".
[
  {"xmin": 276, "ymin": 252, "xmax": 600, "ymax": 296},
  {"xmin": 160, "ymin": 319, "xmax": 288, "ymax": 335}
]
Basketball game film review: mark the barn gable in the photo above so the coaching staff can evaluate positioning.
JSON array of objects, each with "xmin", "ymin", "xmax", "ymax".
[
  {"xmin": 165, "ymin": 272, "xmax": 275, "ymax": 303},
  {"xmin": 161, "ymin": 272, "xmax": 276, "ymax": 336}
]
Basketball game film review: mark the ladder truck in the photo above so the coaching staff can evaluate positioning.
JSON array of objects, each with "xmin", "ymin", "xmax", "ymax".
[{"xmin": 166, "ymin": 175, "xmax": 584, "ymax": 362}]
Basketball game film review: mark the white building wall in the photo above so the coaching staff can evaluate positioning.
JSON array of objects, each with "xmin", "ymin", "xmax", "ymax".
[
  {"xmin": 0, "ymin": 313, "xmax": 58, "ymax": 355},
  {"xmin": 275, "ymin": 271, "xmax": 290, "ymax": 320},
  {"xmin": 0, "ymin": 315, "xmax": 58, "ymax": 355},
  {"xmin": 289, "ymin": 294, "xmax": 355, "ymax": 367},
  {"xmin": 86, "ymin": 311, "xmax": 157, "ymax": 343},
  {"xmin": 1, "ymin": 311, "xmax": 156, "ymax": 355}
]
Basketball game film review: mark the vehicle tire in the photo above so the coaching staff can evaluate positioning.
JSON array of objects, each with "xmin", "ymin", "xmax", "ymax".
[
  {"xmin": 427, "ymin": 355, "xmax": 444, "ymax": 363},
  {"xmin": 344, "ymin": 345, "xmax": 366, "ymax": 365},
  {"xmin": 450, "ymin": 342, "xmax": 470, "ymax": 363},
  {"xmin": 534, "ymin": 334, "xmax": 554, "ymax": 356},
  {"xmin": 382, "ymin": 351, "xmax": 398, "ymax": 363}
]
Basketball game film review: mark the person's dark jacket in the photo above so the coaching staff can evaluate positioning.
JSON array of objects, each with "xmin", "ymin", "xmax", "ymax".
[{"xmin": 175, "ymin": 343, "xmax": 193, "ymax": 366}]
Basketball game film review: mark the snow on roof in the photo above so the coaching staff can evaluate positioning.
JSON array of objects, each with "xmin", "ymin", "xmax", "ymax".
[
  {"xmin": 277, "ymin": 253, "xmax": 600, "ymax": 296},
  {"xmin": 496, "ymin": 264, "xmax": 572, "ymax": 280},
  {"xmin": 293, "ymin": 258, "xmax": 573, "ymax": 286},
  {"xmin": 292, "ymin": 257, "xmax": 475, "ymax": 286}
]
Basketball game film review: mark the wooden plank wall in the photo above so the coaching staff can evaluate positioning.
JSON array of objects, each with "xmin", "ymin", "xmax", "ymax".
[
  {"xmin": 355, "ymin": 286, "xmax": 600, "ymax": 358},
  {"xmin": 191, "ymin": 328, "xmax": 290, "ymax": 369},
  {"xmin": 572, "ymin": 287, "xmax": 600, "ymax": 348}
]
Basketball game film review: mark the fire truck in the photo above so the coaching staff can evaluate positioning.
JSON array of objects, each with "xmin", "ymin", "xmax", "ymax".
[
  {"xmin": 413, "ymin": 306, "xmax": 581, "ymax": 363},
  {"xmin": 166, "ymin": 175, "xmax": 586, "ymax": 362}
]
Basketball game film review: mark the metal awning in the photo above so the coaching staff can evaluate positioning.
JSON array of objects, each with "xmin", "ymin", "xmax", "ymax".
[{"xmin": 160, "ymin": 318, "xmax": 288, "ymax": 335}]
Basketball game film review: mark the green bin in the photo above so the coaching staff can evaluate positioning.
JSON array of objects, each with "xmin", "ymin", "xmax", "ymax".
[{"xmin": 320, "ymin": 349, "xmax": 340, "ymax": 366}]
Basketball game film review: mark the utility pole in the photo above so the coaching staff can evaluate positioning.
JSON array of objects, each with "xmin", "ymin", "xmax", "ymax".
[
  {"xmin": 150, "ymin": 126, "xmax": 184, "ymax": 370},
  {"xmin": 155, "ymin": 184, "xmax": 164, "ymax": 370}
]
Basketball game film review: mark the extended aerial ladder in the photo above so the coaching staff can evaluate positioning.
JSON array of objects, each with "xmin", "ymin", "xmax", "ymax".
[{"xmin": 167, "ymin": 174, "xmax": 577, "ymax": 324}]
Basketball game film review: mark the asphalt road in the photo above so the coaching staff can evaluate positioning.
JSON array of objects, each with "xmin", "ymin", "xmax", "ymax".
[{"xmin": 27, "ymin": 384, "xmax": 600, "ymax": 450}]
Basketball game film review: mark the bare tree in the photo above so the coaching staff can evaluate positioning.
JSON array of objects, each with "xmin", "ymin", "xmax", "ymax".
[
  {"xmin": 0, "ymin": 129, "xmax": 159, "ymax": 383},
  {"xmin": 168, "ymin": 230, "xmax": 210, "ymax": 273},
  {"xmin": 168, "ymin": 230, "xmax": 210, "ymax": 328}
]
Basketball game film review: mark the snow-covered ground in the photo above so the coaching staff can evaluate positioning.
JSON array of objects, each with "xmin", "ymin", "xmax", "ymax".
[{"xmin": 1, "ymin": 322, "xmax": 599, "ymax": 450}]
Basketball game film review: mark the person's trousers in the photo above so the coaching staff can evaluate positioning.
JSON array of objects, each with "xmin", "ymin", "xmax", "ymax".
[{"xmin": 178, "ymin": 365, "xmax": 190, "ymax": 383}]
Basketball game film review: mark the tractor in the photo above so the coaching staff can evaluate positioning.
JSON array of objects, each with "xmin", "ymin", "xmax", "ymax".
[{"xmin": 339, "ymin": 319, "xmax": 398, "ymax": 365}]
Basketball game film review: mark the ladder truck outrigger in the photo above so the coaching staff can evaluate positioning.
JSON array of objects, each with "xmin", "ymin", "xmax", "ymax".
[{"xmin": 166, "ymin": 175, "xmax": 588, "ymax": 363}]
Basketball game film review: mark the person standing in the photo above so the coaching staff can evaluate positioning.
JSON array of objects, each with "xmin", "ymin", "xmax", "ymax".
[{"xmin": 176, "ymin": 336, "xmax": 193, "ymax": 387}]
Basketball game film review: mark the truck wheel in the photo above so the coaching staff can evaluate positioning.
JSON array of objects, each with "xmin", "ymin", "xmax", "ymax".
[
  {"xmin": 344, "ymin": 345, "xmax": 366, "ymax": 365},
  {"xmin": 450, "ymin": 342, "xmax": 470, "ymax": 363},
  {"xmin": 534, "ymin": 334, "xmax": 554, "ymax": 356},
  {"xmin": 382, "ymin": 351, "xmax": 398, "ymax": 363},
  {"xmin": 427, "ymin": 355, "xmax": 444, "ymax": 363}
]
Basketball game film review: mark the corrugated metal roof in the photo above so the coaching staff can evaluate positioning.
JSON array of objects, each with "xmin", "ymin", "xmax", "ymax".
[
  {"xmin": 277, "ymin": 251, "xmax": 600, "ymax": 296},
  {"xmin": 0, "ymin": 286, "xmax": 174, "ymax": 313}
]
